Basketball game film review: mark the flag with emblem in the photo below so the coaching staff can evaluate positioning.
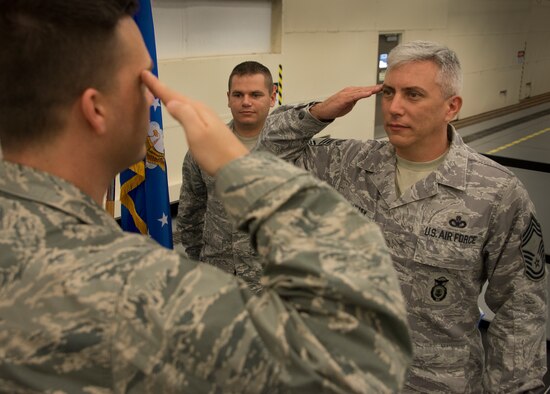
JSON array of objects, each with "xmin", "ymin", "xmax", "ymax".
[{"xmin": 120, "ymin": 0, "xmax": 173, "ymax": 249}]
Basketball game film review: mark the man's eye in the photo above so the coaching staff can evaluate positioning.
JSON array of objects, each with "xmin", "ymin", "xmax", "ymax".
[
  {"xmin": 382, "ymin": 89, "xmax": 393, "ymax": 97},
  {"xmin": 408, "ymin": 91, "xmax": 421, "ymax": 99}
]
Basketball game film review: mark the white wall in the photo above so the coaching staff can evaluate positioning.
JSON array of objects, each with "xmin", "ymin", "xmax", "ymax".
[{"xmin": 147, "ymin": 0, "xmax": 550, "ymax": 203}]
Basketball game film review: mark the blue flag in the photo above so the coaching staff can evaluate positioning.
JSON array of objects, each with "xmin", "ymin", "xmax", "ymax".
[{"xmin": 120, "ymin": 0, "xmax": 173, "ymax": 249}]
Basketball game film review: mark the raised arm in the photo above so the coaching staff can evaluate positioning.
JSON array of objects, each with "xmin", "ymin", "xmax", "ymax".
[
  {"xmin": 258, "ymin": 86, "xmax": 382, "ymax": 177},
  {"xmin": 137, "ymin": 71, "xmax": 412, "ymax": 392}
]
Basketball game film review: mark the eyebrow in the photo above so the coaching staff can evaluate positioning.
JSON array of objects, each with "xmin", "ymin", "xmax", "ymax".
[
  {"xmin": 403, "ymin": 86, "xmax": 427, "ymax": 94},
  {"xmin": 382, "ymin": 84, "xmax": 426, "ymax": 94},
  {"xmin": 231, "ymin": 90, "xmax": 265, "ymax": 94}
]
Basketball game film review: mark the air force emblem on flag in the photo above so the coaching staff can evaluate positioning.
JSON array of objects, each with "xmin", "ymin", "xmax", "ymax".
[
  {"xmin": 146, "ymin": 121, "xmax": 166, "ymax": 171},
  {"xmin": 521, "ymin": 215, "xmax": 545, "ymax": 281}
]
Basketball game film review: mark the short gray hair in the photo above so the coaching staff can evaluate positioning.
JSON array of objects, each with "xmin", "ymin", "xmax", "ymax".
[{"xmin": 387, "ymin": 40, "xmax": 463, "ymax": 98}]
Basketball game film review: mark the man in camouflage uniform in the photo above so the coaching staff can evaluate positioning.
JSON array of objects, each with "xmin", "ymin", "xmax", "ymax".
[
  {"xmin": 176, "ymin": 61, "xmax": 328, "ymax": 294},
  {"xmin": 260, "ymin": 40, "xmax": 547, "ymax": 392},
  {"xmin": 0, "ymin": 1, "xmax": 412, "ymax": 392}
]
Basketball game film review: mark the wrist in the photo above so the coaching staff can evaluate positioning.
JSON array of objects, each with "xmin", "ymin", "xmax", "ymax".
[{"xmin": 309, "ymin": 102, "xmax": 334, "ymax": 123}]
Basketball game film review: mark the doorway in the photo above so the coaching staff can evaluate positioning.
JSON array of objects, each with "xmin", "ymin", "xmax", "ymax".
[{"xmin": 374, "ymin": 33, "xmax": 401, "ymax": 139}]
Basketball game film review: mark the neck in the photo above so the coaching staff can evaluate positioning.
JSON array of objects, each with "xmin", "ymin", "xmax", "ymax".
[
  {"xmin": 397, "ymin": 127, "xmax": 450, "ymax": 162},
  {"xmin": 233, "ymin": 122, "xmax": 262, "ymax": 138},
  {"xmin": 3, "ymin": 140, "xmax": 112, "ymax": 206},
  {"xmin": 397, "ymin": 144, "xmax": 448, "ymax": 162}
]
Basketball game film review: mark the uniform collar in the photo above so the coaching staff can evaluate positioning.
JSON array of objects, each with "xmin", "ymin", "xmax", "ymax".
[
  {"xmin": 355, "ymin": 125, "xmax": 468, "ymax": 208},
  {"xmin": 0, "ymin": 160, "xmax": 120, "ymax": 230},
  {"xmin": 433, "ymin": 125, "xmax": 468, "ymax": 191},
  {"xmin": 358, "ymin": 125, "xmax": 468, "ymax": 191}
]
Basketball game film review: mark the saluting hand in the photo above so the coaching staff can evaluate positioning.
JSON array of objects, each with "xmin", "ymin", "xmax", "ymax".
[
  {"xmin": 141, "ymin": 70, "xmax": 248, "ymax": 177},
  {"xmin": 310, "ymin": 85, "xmax": 383, "ymax": 121}
]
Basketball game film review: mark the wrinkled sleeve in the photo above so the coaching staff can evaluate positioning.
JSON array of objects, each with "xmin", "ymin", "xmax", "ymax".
[
  {"xmin": 114, "ymin": 152, "xmax": 412, "ymax": 393},
  {"xmin": 260, "ymin": 103, "xmax": 329, "ymax": 149},
  {"xmin": 258, "ymin": 104, "xmax": 352, "ymax": 186},
  {"xmin": 175, "ymin": 151, "xmax": 206, "ymax": 259},
  {"xmin": 483, "ymin": 177, "xmax": 547, "ymax": 393},
  {"xmin": 258, "ymin": 104, "xmax": 327, "ymax": 162}
]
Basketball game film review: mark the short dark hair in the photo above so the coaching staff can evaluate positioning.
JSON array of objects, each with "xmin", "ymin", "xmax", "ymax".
[
  {"xmin": 228, "ymin": 61, "xmax": 274, "ymax": 92},
  {"xmin": 0, "ymin": 0, "xmax": 139, "ymax": 151}
]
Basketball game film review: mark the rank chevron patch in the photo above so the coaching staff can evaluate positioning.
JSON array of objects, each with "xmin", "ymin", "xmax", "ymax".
[{"xmin": 521, "ymin": 215, "xmax": 545, "ymax": 281}]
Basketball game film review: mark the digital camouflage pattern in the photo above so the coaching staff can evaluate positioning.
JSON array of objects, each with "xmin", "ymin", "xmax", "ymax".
[
  {"xmin": 175, "ymin": 104, "xmax": 327, "ymax": 294},
  {"xmin": 0, "ymin": 152, "xmax": 412, "ymax": 393},
  {"xmin": 260, "ymin": 124, "xmax": 547, "ymax": 393}
]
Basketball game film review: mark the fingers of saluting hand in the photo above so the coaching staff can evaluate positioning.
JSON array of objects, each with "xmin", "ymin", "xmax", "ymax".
[
  {"xmin": 141, "ymin": 70, "xmax": 187, "ymax": 107},
  {"xmin": 141, "ymin": 70, "xmax": 215, "ymax": 132},
  {"xmin": 341, "ymin": 85, "xmax": 383, "ymax": 102},
  {"xmin": 140, "ymin": 70, "xmax": 248, "ymax": 176}
]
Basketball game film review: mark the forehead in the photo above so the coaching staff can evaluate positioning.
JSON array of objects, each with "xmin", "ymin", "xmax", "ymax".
[
  {"xmin": 115, "ymin": 17, "xmax": 152, "ymax": 69},
  {"xmin": 230, "ymin": 73, "xmax": 270, "ymax": 92},
  {"xmin": 385, "ymin": 60, "xmax": 441, "ymax": 90}
]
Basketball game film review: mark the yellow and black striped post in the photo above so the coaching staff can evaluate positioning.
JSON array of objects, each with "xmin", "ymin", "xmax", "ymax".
[{"xmin": 277, "ymin": 64, "xmax": 283, "ymax": 105}]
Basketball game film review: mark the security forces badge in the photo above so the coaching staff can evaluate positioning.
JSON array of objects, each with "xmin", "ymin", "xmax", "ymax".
[
  {"xmin": 431, "ymin": 276, "xmax": 449, "ymax": 302},
  {"xmin": 521, "ymin": 214, "xmax": 545, "ymax": 281}
]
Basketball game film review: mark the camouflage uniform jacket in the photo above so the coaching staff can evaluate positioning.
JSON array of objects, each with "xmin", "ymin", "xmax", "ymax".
[
  {"xmin": 0, "ymin": 152, "xmax": 412, "ymax": 393},
  {"xmin": 175, "ymin": 104, "xmax": 328, "ymax": 294},
  {"xmin": 260, "ymin": 124, "xmax": 547, "ymax": 393}
]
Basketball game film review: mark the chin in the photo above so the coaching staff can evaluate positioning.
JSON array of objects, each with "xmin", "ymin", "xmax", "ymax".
[
  {"xmin": 387, "ymin": 134, "xmax": 411, "ymax": 149},
  {"xmin": 138, "ymin": 148, "xmax": 147, "ymax": 162},
  {"xmin": 129, "ymin": 148, "xmax": 147, "ymax": 166},
  {"xmin": 237, "ymin": 118, "xmax": 256, "ymax": 125}
]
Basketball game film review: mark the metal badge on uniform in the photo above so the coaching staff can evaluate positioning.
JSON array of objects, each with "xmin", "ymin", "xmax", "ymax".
[
  {"xmin": 449, "ymin": 215, "xmax": 467, "ymax": 228},
  {"xmin": 521, "ymin": 214, "xmax": 545, "ymax": 281},
  {"xmin": 430, "ymin": 276, "xmax": 449, "ymax": 302}
]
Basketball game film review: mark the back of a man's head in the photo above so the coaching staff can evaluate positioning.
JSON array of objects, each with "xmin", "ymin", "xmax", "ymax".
[
  {"xmin": 387, "ymin": 40, "xmax": 463, "ymax": 98},
  {"xmin": 0, "ymin": 0, "xmax": 138, "ymax": 153},
  {"xmin": 228, "ymin": 61, "xmax": 273, "ymax": 92}
]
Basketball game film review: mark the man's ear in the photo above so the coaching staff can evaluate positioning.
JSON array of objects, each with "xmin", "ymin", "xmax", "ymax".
[
  {"xmin": 227, "ymin": 90, "xmax": 231, "ymax": 108},
  {"xmin": 270, "ymin": 83, "xmax": 277, "ymax": 107},
  {"xmin": 80, "ymin": 88, "xmax": 108, "ymax": 135},
  {"xmin": 445, "ymin": 95, "xmax": 463, "ymax": 122}
]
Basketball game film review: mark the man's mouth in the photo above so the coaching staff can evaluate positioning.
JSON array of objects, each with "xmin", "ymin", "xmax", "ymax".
[{"xmin": 387, "ymin": 123, "xmax": 409, "ymax": 131}]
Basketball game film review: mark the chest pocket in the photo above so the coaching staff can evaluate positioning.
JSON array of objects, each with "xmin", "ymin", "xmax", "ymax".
[
  {"xmin": 415, "ymin": 231, "xmax": 481, "ymax": 270},
  {"xmin": 413, "ymin": 230, "xmax": 483, "ymax": 309}
]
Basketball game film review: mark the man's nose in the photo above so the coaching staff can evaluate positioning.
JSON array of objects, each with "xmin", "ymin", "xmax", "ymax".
[
  {"xmin": 388, "ymin": 93, "xmax": 404, "ymax": 116},
  {"xmin": 242, "ymin": 95, "xmax": 252, "ymax": 106}
]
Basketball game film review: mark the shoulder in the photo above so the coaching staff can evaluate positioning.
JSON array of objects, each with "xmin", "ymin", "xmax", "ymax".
[
  {"xmin": 463, "ymin": 146, "xmax": 520, "ymax": 189},
  {"xmin": 456, "ymin": 145, "xmax": 533, "ymax": 215},
  {"xmin": 451, "ymin": 129, "xmax": 516, "ymax": 183}
]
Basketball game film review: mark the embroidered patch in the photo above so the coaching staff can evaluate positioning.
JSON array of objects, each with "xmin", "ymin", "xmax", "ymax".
[
  {"xmin": 521, "ymin": 215, "xmax": 545, "ymax": 281},
  {"xmin": 431, "ymin": 276, "xmax": 449, "ymax": 302},
  {"xmin": 449, "ymin": 215, "xmax": 467, "ymax": 228}
]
